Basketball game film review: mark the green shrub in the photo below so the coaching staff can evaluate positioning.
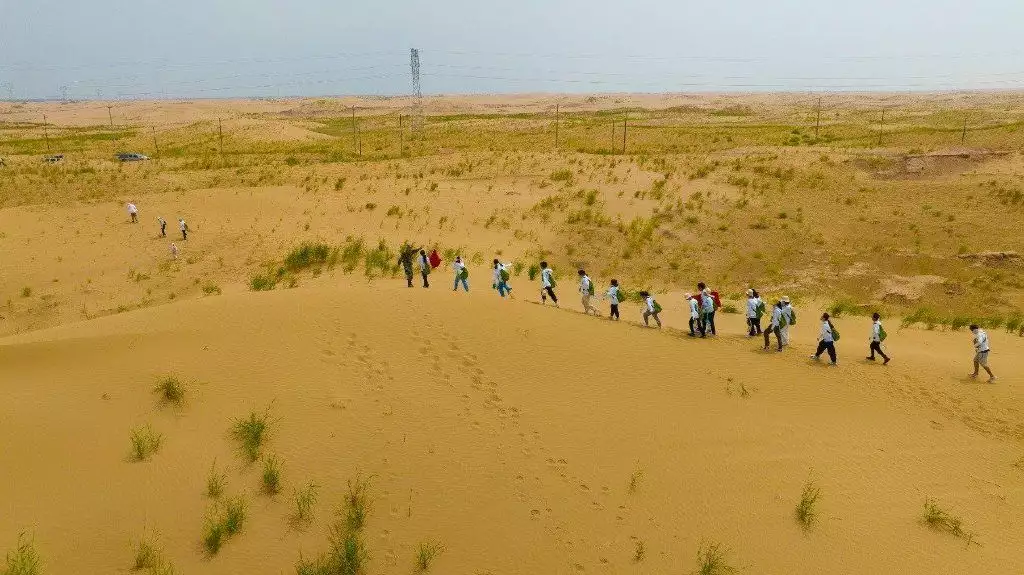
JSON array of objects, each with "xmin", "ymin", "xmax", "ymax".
[
  {"xmin": 284, "ymin": 242, "xmax": 333, "ymax": 273},
  {"xmin": 250, "ymin": 274, "xmax": 277, "ymax": 291}
]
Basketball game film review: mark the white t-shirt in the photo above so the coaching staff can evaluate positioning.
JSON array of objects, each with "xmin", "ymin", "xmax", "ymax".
[
  {"xmin": 127, "ymin": 203, "xmax": 138, "ymax": 214},
  {"xmin": 579, "ymin": 275, "xmax": 592, "ymax": 295},
  {"xmin": 493, "ymin": 265, "xmax": 504, "ymax": 283},
  {"xmin": 541, "ymin": 268, "xmax": 554, "ymax": 288},
  {"xmin": 783, "ymin": 304, "xmax": 794, "ymax": 325},
  {"xmin": 179, "ymin": 219, "xmax": 186, "ymax": 231},
  {"xmin": 701, "ymin": 293, "xmax": 715, "ymax": 313},
  {"xmin": 645, "ymin": 296, "xmax": 656, "ymax": 313},
  {"xmin": 819, "ymin": 321, "xmax": 834, "ymax": 343},
  {"xmin": 689, "ymin": 298, "xmax": 699, "ymax": 319},
  {"xmin": 770, "ymin": 306, "xmax": 783, "ymax": 328},
  {"xmin": 453, "ymin": 261, "xmax": 465, "ymax": 276},
  {"xmin": 607, "ymin": 286, "xmax": 622, "ymax": 304},
  {"xmin": 746, "ymin": 297, "xmax": 759, "ymax": 318},
  {"xmin": 974, "ymin": 329, "xmax": 990, "ymax": 352},
  {"xmin": 871, "ymin": 321, "xmax": 882, "ymax": 342},
  {"xmin": 418, "ymin": 254, "xmax": 429, "ymax": 271}
]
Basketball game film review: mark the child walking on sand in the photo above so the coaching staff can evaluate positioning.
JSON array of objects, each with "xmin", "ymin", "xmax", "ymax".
[
  {"xmin": 178, "ymin": 218, "xmax": 188, "ymax": 240},
  {"xmin": 578, "ymin": 269, "xmax": 598, "ymax": 315},
  {"xmin": 866, "ymin": 313, "xmax": 891, "ymax": 365},
  {"xmin": 452, "ymin": 256, "xmax": 469, "ymax": 292},
  {"xmin": 157, "ymin": 216, "xmax": 167, "ymax": 237},
  {"xmin": 606, "ymin": 279, "xmax": 622, "ymax": 321},
  {"xmin": 969, "ymin": 324, "xmax": 997, "ymax": 383},
  {"xmin": 418, "ymin": 249, "xmax": 431, "ymax": 288},
  {"xmin": 686, "ymin": 293, "xmax": 700, "ymax": 336},
  {"xmin": 746, "ymin": 289, "xmax": 764, "ymax": 336},
  {"xmin": 811, "ymin": 312, "xmax": 838, "ymax": 365},
  {"xmin": 640, "ymin": 291, "xmax": 662, "ymax": 328},
  {"xmin": 763, "ymin": 301, "xmax": 784, "ymax": 352},
  {"xmin": 493, "ymin": 259, "xmax": 513, "ymax": 298},
  {"xmin": 540, "ymin": 262, "xmax": 558, "ymax": 307},
  {"xmin": 127, "ymin": 202, "xmax": 138, "ymax": 223}
]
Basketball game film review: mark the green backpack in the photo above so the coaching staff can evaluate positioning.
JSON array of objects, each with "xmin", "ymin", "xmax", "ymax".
[
  {"xmin": 499, "ymin": 268, "xmax": 510, "ymax": 282},
  {"xmin": 652, "ymin": 300, "xmax": 663, "ymax": 313},
  {"xmin": 878, "ymin": 325, "xmax": 887, "ymax": 342},
  {"xmin": 460, "ymin": 268, "xmax": 469, "ymax": 280},
  {"xmin": 587, "ymin": 279, "xmax": 595, "ymax": 296},
  {"xmin": 789, "ymin": 308, "xmax": 797, "ymax": 325},
  {"xmin": 831, "ymin": 323, "xmax": 841, "ymax": 342},
  {"xmin": 548, "ymin": 273, "xmax": 557, "ymax": 288},
  {"xmin": 755, "ymin": 301, "xmax": 766, "ymax": 318}
]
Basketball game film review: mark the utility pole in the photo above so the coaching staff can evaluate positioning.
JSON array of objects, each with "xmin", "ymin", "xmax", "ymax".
[
  {"xmin": 814, "ymin": 97, "xmax": 822, "ymax": 139},
  {"xmin": 960, "ymin": 115, "xmax": 968, "ymax": 145},
  {"xmin": 554, "ymin": 103, "xmax": 559, "ymax": 149},
  {"xmin": 398, "ymin": 114, "xmax": 403, "ymax": 157},
  {"xmin": 107, "ymin": 106, "xmax": 114, "ymax": 129},
  {"xmin": 877, "ymin": 108, "xmax": 885, "ymax": 147},
  {"xmin": 351, "ymin": 106, "xmax": 360, "ymax": 157},
  {"xmin": 152, "ymin": 126, "xmax": 159, "ymax": 158},
  {"xmin": 218, "ymin": 118, "xmax": 224, "ymax": 153},
  {"xmin": 43, "ymin": 114, "xmax": 50, "ymax": 152},
  {"xmin": 622, "ymin": 114, "xmax": 627, "ymax": 154},
  {"xmin": 611, "ymin": 120, "xmax": 616, "ymax": 153}
]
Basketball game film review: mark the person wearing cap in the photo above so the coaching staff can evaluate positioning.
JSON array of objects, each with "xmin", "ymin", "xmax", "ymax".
[
  {"xmin": 969, "ymin": 324, "xmax": 997, "ymax": 383},
  {"xmin": 811, "ymin": 312, "xmax": 838, "ymax": 365},
  {"xmin": 578, "ymin": 269, "xmax": 598, "ymax": 315},
  {"xmin": 780, "ymin": 296, "xmax": 795, "ymax": 346},
  {"xmin": 686, "ymin": 292, "xmax": 700, "ymax": 336},
  {"xmin": 763, "ymin": 301, "xmax": 784, "ymax": 352},
  {"xmin": 700, "ymin": 288, "xmax": 716, "ymax": 336},
  {"xmin": 745, "ymin": 289, "xmax": 764, "ymax": 337}
]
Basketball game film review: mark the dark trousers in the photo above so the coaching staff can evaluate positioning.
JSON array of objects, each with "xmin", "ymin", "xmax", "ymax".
[
  {"xmin": 704, "ymin": 310, "xmax": 717, "ymax": 335},
  {"xmin": 130, "ymin": 213, "xmax": 138, "ymax": 223},
  {"xmin": 610, "ymin": 303, "xmax": 619, "ymax": 320},
  {"xmin": 869, "ymin": 341, "xmax": 889, "ymax": 361},
  {"xmin": 181, "ymin": 229, "xmax": 187, "ymax": 240},
  {"xmin": 404, "ymin": 265, "xmax": 414, "ymax": 287},
  {"xmin": 764, "ymin": 325, "xmax": 782, "ymax": 351},
  {"xmin": 542, "ymin": 286, "xmax": 557, "ymax": 303},
  {"xmin": 747, "ymin": 317, "xmax": 762, "ymax": 336},
  {"xmin": 815, "ymin": 341, "xmax": 837, "ymax": 363},
  {"xmin": 421, "ymin": 271, "xmax": 430, "ymax": 288},
  {"xmin": 689, "ymin": 317, "xmax": 698, "ymax": 335},
  {"xmin": 160, "ymin": 224, "xmax": 166, "ymax": 237}
]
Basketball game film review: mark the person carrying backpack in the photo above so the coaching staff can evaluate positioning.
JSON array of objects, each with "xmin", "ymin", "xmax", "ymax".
[
  {"xmin": 605, "ymin": 279, "xmax": 622, "ymax": 321},
  {"xmin": 178, "ymin": 218, "xmax": 188, "ymax": 240},
  {"xmin": 398, "ymin": 243, "xmax": 420, "ymax": 288},
  {"xmin": 763, "ymin": 301, "xmax": 784, "ymax": 352},
  {"xmin": 157, "ymin": 216, "xmax": 167, "ymax": 237},
  {"xmin": 700, "ymin": 288, "xmax": 717, "ymax": 336},
  {"xmin": 640, "ymin": 291, "xmax": 662, "ymax": 328},
  {"xmin": 969, "ymin": 324, "xmax": 997, "ymax": 383},
  {"xmin": 866, "ymin": 312, "xmax": 890, "ymax": 364},
  {"xmin": 746, "ymin": 289, "xmax": 764, "ymax": 337},
  {"xmin": 780, "ymin": 296, "xmax": 796, "ymax": 346},
  {"xmin": 452, "ymin": 256, "xmax": 469, "ymax": 292},
  {"xmin": 492, "ymin": 259, "xmax": 513, "ymax": 298},
  {"xmin": 578, "ymin": 269, "xmax": 598, "ymax": 315},
  {"xmin": 811, "ymin": 312, "xmax": 838, "ymax": 365},
  {"xmin": 686, "ymin": 293, "xmax": 700, "ymax": 336},
  {"xmin": 540, "ymin": 261, "xmax": 558, "ymax": 307}
]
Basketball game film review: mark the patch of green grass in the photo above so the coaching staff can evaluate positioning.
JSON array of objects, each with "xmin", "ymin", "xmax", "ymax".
[
  {"xmin": 339, "ymin": 236, "xmax": 365, "ymax": 273},
  {"xmin": 231, "ymin": 408, "xmax": 272, "ymax": 463},
  {"xmin": 206, "ymin": 461, "xmax": 226, "ymax": 499},
  {"xmin": 203, "ymin": 496, "xmax": 248, "ymax": 555},
  {"xmin": 343, "ymin": 475, "xmax": 372, "ymax": 532},
  {"xmin": 203, "ymin": 522, "xmax": 225, "ymax": 556},
  {"xmin": 284, "ymin": 242, "xmax": 335, "ymax": 273},
  {"xmin": 20, "ymin": 287, "xmax": 32, "ymax": 298},
  {"xmin": 694, "ymin": 542, "xmax": 736, "ymax": 575},
  {"xmin": 132, "ymin": 536, "xmax": 171, "ymax": 572},
  {"xmin": 415, "ymin": 541, "xmax": 444, "ymax": 572},
  {"xmin": 153, "ymin": 376, "xmax": 185, "ymax": 407},
  {"xmin": 363, "ymin": 239, "xmax": 396, "ymax": 278},
  {"xmin": 262, "ymin": 454, "xmax": 282, "ymax": 495},
  {"xmin": 795, "ymin": 480, "xmax": 821, "ymax": 530},
  {"xmin": 202, "ymin": 282, "xmax": 222, "ymax": 295},
  {"xmin": 922, "ymin": 498, "xmax": 967, "ymax": 538},
  {"xmin": 129, "ymin": 425, "xmax": 163, "ymax": 462},
  {"xmin": 4, "ymin": 533, "xmax": 41, "ymax": 575},
  {"xmin": 292, "ymin": 482, "xmax": 319, "ymax": 525},
  {"xmin": 249, "ymin": 273, "xmax": 277, "ymax": 291}
]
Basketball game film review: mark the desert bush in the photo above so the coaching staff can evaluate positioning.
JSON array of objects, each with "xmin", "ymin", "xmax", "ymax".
[
  {"xmin": 721, "ymin": 304, "xmax": 738, "ymax": 314},
  {"xmin": 203, "ymin": 496, "xmax": 247, "ymax": 555},
  {"xmin": 153, "ymin": 376, "xmax": 185, "ymax": 407},
  {"xmin": 284, "ymin": 242, "xmax": 334, "ymax": 273},
  {"xmin": 20, "ymin": 287, "xmax": 32, "ymax": 298},
  {"xmin": 292, "ymin": 482, "xmax": 319, "ymax": 525},
  {"xmin": 129, "ymin": 425, "xmax": 163, "ymax": 462},
  {"xmin": 202, "ymin": 282, "xmax": 222, "ymax": 295},
  {"xmin": 249, "ymin": 273, "xmax": 276, "ymax": 291},
  {"xmin": 262, "ymin": 455, "xmax": 282, "ymax": 495},
  {"xmin": 527, "ymin": 264, "xmax": 539, "ymax": 281},
  {"xmin": 344, "ymin": 475, "xmax": 372, "ymax": 532},
  {"xmin": 132, "ymin": 536, "xmax": 173, "ymax": 573},
  {"xmin": 550, "ymin": 169, "xmax": 572, "ymax": 182},
  {"xmin": 363, "ymin": 239, "xmax": 396, "ymax": 278},
  {"xmin": 922, "ymin": 498, "xmax": 969, "ymax": 540},
  {"xmin": 795, "ymin": 480, "xmax": 821, "ymax": 529},
  {"xmin": 339, "ymin": 237, "xmax": 365, "ymax": 273},
  {"xmin": 695, "ymin": 542, "xmax": 736, "ymax": 575},
  {"xmin": 633, "ymin": 540, "xmax": 645, "ymax": 563},
  {"xmin": 4, "ymin": 533, "xmax": 40, "ymax": 575},
  {"xmin": 206, "ymin": 461, "xmax": 226, "ymax": 498},
  {"xmin": 231, "ymin": 409, "xmax": 272, "ymax": 463},
  {"xmin": 628, "ymin": 469, "xmax": 644, "ymax": 494},
  {"xmin": 415, "ymin": 541, "xmax": 444, "ymax": 572}
]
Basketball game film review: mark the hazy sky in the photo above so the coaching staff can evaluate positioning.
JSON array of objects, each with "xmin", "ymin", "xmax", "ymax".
[{"xmin": 1, "ymin": 0, "xmax": 1022, "ymax": 99}]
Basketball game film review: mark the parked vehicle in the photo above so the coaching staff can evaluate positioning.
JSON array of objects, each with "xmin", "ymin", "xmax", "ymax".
[
  {"xmin": 43, "ymin": 154, "xmax": 65, "ymax": 163},
  {"xmin": 116, "ymin": 152, "xmax": 150, "ymax": 161}
]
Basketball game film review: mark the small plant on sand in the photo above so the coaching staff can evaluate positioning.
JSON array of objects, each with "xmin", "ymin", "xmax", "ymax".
[
  {"xmin": 202, "ymin": 282, "xmax": 222, "ymax": 296},
  {"xmin": 249, "ymin": 273, "xmax": 276, "ymax": 291},
  {"xmin": 231, "ymin": 408, "xmax": 272, "ymax": 463},
  {"xmin": 628, "ymin": 469, "xmax": 644, "ymax": 494},
  {"xmin": 4, "ymin": 533, "xmax": 41, "ymax": 575},
  {"xmin": 343, "ymin": 475, "xmax": 372, "ymax": 531},
  {"xmin": 292, "ymin": 482, "xmax": 319, "ymax": 526},
  {"xmin": 203, "ymin": 496, "xmax": 247, "ymax": 555},
  {"xmin": 133, "ymin": 537, "xmax": 159, "ymax": 570},
  {"xmin": 20, "ymin": 287, "xmax": 32, "ymax": 298},
  {"xmin": 129, "ymin": 425, "xmax": 163, "ymax": 462},
  {"xmin": 262, "ymin": 454, "xmax": 282, "ymax": 495},
  {"xmin": 633, "ymin": 540, "xmax": 646, "ymax": 563},
  {"xmin": 206, "ymin": 461, "xmax": 226, "ymax": 498},
  {"xmin": 331, "ymin": 530, "xmax": 369, "ymax": 575},
  {"xmin": 922, "ymin": 498, "xmax": 968, "ymax": 539},
  {"xmin": 795, "ymin": 480, "xmax": 821, "ymax": 530},
  {"xmin": 415, "ymin": 541, "xmax": 444, "ymax": 571},
  {"xmin": 153, "ymin": 376, "xmax": 185, "ymax": 407},
  {"xmin": 694, "ymin": 542, "xmax": 736, "ymax": 575}
]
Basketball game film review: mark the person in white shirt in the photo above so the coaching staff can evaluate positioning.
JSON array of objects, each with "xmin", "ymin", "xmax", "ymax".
[
  {"xmin": 169, "ymin": 243, "xmax": 179, "ymax": 259},
  {"xmin": 452, "ymin": 256, "xmax": 469, "ymax": 292},
  {"xmin": 685, "ymin": 293, "xmax": 700, "ymax": 336},
  {"xmin": 811, "ymin": 312, "xmax": 838, "ymax": 365},
  {"xmin": 605, "ymin": 279, "xmax": 622, "ymax": 321},
  {"xmin": 763, "ymin": 301, "xmax": 784, "ymax": 352},
  {"xmin": 127, "ymin": 202, "xmax": 139, "ymax": 223},
  {"xmin": 492, "ymin": 259, "xmax": 512, "ymax": 298},
  {"xmin": 417, "ymin": 249, "xmax": 431, "ymax": 288},
  {"xmin": 539, "ymin": 261, "xmax": 558, "ymax": 307},
  {"xmin": 780, "ymin": 296, "xmax": 794, "ymax": 346},
  {"xmin": 969, "ymin": 324, "xmax": 996, "ymax": 383},
  {"xmin": 178, "ymin": 218, "xmax": 188, "ymax": 240},
  {"xmin": 745, "ymin": 289, "xmax": 763, "ymax": 337},
  {"xmin": 578, "ymin": 269, "xmax": 598, "ymax": 315},
  {"xmin": 699, "ymin": 286, "xmax": 716, "ymax": 337},
  {"xmin": 157, "ymin": 216, "xmax": 167, "ymax": 237},
  {"xmin": 866, "ymin": 312, "xmax": 891, "ymax": 365},
  {"xmin": 639, "ymin": 291, "xmax": 661, "ymax": 328}
]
